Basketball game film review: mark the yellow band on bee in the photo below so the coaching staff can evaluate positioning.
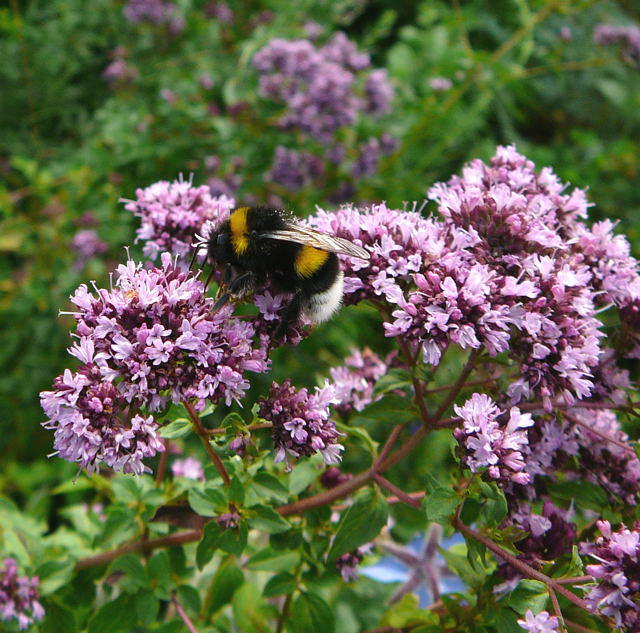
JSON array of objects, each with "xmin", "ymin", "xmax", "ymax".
[
  {"xmin": 230, "ymin": 206, "xmax": 250, "ymax": 254},
  {"xmin": 295, "ymin": 244, "xmax": 329, "ymax": 277}
]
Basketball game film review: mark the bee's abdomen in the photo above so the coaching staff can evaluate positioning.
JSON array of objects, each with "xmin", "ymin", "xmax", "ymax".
[
  {"xmin": 300, "ymin": 253, "xmax": 343, "ymax": 323},
  {"xmin": 303, "ymin": 271, "xmax": 344, "ymax": 323}
]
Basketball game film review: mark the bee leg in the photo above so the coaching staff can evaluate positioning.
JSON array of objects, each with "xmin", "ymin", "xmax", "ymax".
[
  {"xmin": 275, "ymin": 291, "xmax": 303, "ymax": 340},
  {"xmin": 211, "ymin": 271, "xmax": 256, "ymax": 314},
  {"xmin": 227, "ymin": 271, "xmax": 256, "ymax": 299}
]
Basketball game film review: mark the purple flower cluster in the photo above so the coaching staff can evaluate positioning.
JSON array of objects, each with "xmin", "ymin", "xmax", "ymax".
[
  {"xmin": 518, "ymin": 610, "xmax": 560, "ymax": 633},
  {"xmin": 71, "ymin": 230, "xmax": 108, "ymax": 269},
  {"xmin": 268, "ymin": 146, "xmax": 324, "ymax": 191},
  {"xmin": 41, "ymin": 254, "xmax": 270, "ymax": 473},
  {"xmin": 171, "ymin": 456, "xmax": 204, "ymax": 480},
  {"xmin": 329, "ymin": 348, "xmax": 389, "ymax": 414},
  {"xmin": 308, "ymin": 201, "xmax": 444, "ymax": 306},
  {"xmin": 521, "ymin": 408, "xmax": 640, "ymax": 506},
  {"xmin": 310, "ymin": 145, "xmax": 636, "ymax": 409},
  {"xmin": 0, "ymin": 559, "xmax": 44, "ymax": 631},
  {"xmin": 336, "ymin": 548, "xmax": 365, "ymax": 582},
  {"xmin": 453, "ymin": 393, "xmax": 534, "ymax": 485},
  {"xmin": 429, "ymin": 77, "xmax": 453, "ymax": 91},
  {"xmin": 258, "ymin": 379, "xmax": 343, "ymax": 468},
  {"xmin": 123, "ymin": 178, "xmax": 235, "ymax": 262},
  {"xmin": 123, "ymin": 0, "xmax": 184, "ymax": 32},
  {"xmin": 351, "ymin": 135, "xmax": 398, "ymax": 178},
  {"xmin": 102, "ymin": 48, "xmax": 139, "ymax": 87},
  {"xmin": 581, "ymin": 520, "xmax": 640, "ymax": 629},
  {"xmin": 505, "ymin": 501, "xmax": 576, "ymax": 574},
  {"xmin": 253, "ymin": 34, "xmax": 393, "ymax": 144},
  {"xmin": 568, "ymin": 409, "xmax": 640, "ymax": 505},
  {"xmin": 41, "ymin": 370, "xmax": 163, "ymax": 475},
  {"xmin": 594, "ymin": 24, "xmax": 640, "ymax": 66}
]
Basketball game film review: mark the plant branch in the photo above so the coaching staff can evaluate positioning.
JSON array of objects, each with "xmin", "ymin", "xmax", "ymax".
[
  {"xmin": 373, "ymin": 474, "xmax": 422, "ymax": 509},
  {"xmin": 75, "ymin": 529, "xmax": 201, "ymax": 570},
  {"xmin": 556, "ymin": 575, "xmax": 593, "ymax": 585},
  {"xmin": 172, "ymin": 592, "xmax": 200, "ymax": 633},
  {"xmin": 453, "ymin": 517, "xmax": 589, "ymax": 611},
  {"xmin": 183, "ymin": 400, "xmax": 231, "ymax": 486},
  {"xmin": 564, "ymin": 411, "xmax": 636, "ymax": 455}
]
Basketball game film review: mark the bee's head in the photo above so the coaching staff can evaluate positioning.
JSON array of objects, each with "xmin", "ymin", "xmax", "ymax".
[{"xmin": 208, "ymin": 226, "xmax": 232, "ymax": 264}]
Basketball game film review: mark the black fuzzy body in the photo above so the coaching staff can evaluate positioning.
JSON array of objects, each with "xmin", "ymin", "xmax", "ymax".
[{"xmin": 207, "ymin": 206, "xmax": 342, "ymax": 332}]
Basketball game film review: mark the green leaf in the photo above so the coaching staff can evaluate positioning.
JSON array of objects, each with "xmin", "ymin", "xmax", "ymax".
[
  {"xmin": 231, "ymin": 583, "xmax": 270, "ymax": 633},
  {"xmin": 327, "ymin": 490, "xmax": 388, "ymax": 561},
  {"xmin": 219, "ymin": 520, "xmax": 248, "ymax": 556},
  {"xmin": 88, "ymin": 594, "xmax": 137, "ymax": 633},
  {"xmin": 477, "ymin": 481, "xmax": 508, "ymax": 526},
  {"xmin": 247, "ymin": 547, "xmax": 300, "ymax": 572},
  {"xmin": 250, "ymin": 473, "xmax": 289, "ymax": 504},
  {"xmin": 206, "ymin": 559, "xmax": 244, "ymax": 614},
  {"xmin": 439, "ymin": 547, "xmax": 486, "ymax": 588},
  {"xmin": 106, "ymin": 555, "xmax": 147, "ymax": 592},
  {"xmin": 288, "ymin": 460, "xmax": 319, "ymax": 496},
  {"xmin": 353, "ymin": 394, "xmax": 417, "ymax": 424},
  {"xmin": 178, "ymin": 584, "xmax": 201, "ymax": 615},
  {"xmin": 490, "ymin": 608, "xmax": 522, "ymax": 633},
  {"xmin": 228, "ymin": 475, "xmax": 245, "ymax": 506},
  {"xmin": 423, "ymin": 485, "xmax": 458, "ymax": 525},
  {"xmin": 290, "ymin": 592, "xmax": 335, "ymax": 633},
  {"xmin": 188, "ymin": 487, "xmax": 227, "ymax": 517},
  {"xmin": 221, "ymin": 412, "xmax": 245, "ymax": 429},
  {"xmin": 373, "ymin": 368, "xmax": 410, "ymax": 395},
  {"xmin": 506, "ymin": 579, "xmax": 549, "ymax": 616},
  {"xmin": 41, "ymin": 600, "xmax": 77, "ymax": 633},
  {"xmin": 381, "ymin": 593, "xmax": 434, "ymax": 628},
  {"xmin": 248, "ymin": 505, "xmax": 291, "ymax": 534},
  {"xmin": 160, "ymin": 417, "xmax": 193, "ymax": 439},
  {"xmin": 263, "ymin": 572, "xmax": 296, "ymax": 597},
  {"xmin": 111, "ymin": 476, "xmax": 142, "ymax": 503},
  {"xmin": 148, "ymin": 551, "xmax": 172, "ymax": 599},
  {"xmin": 196, "ymin": 522, "xmax": 222, "ymax": 570},
  {"xmin": 35, "ymin": 560, "xmax": 75, "ymax": 595},
  {"xmin": 548, "ymin": 480, "xmax": 608, "ymax": 512},
  {"xmin": 136, "ymin": 591, "xmax": 159, "ymax": 625}
]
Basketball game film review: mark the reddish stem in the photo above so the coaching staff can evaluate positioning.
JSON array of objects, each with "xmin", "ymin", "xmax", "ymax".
[
  {"xmin": 564, "ymin": 411, "xmax": 636, "ymax": 455},
  {"xmin": 75, "ymin": 529, "xmax": 201, "ymax": 570},
  {"xmin": 374, "ymin": 474, "xmax": 422, "ymax": 509},
  {"xmin": 183, "ymin": 400, "xmax": 231, "ymax": 486},
  {"xmin": 172, "ymin": 593, "xmax": 200, "ymax": 633},
  {"xmin": 453, "ymin": 517, "xmax": 589, "ymax": 611}
]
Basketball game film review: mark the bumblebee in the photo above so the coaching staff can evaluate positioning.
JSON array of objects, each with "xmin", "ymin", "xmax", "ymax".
[{"xmin": 200, "ymin": 206, "xmax": 370, "ymax": 336}]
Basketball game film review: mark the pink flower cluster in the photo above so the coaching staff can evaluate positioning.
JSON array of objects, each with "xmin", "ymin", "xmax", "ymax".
[
  {"xmin": 41, "ymin": 253, "xmax": 269, "ymax": 473},
  {"xmin": 593, "ymin": 24, "xmax": 640, "ymax": 66},
  {"xmin": 311, "ymin": 145, "xmax": 640, "ymax": 411},
  {"xmin": 329, "ymin": 348, "xmax": 389, "ymax": 414},
  {"xmin": 123, "ymin": 178, "xmax": 235, "ymax": 262},
  {"xmin": 522, "ymin": 408, "xmax": 640, "ymax": 506},
  {"xmin": 518, "ymin": 610, "xmax": 560, "ymax": 633},
  {"xmin": 258, "ymin": 379, "xmax": 343, "ymax": 468},
  {"xmin": 253, "ymin": 33, "xmax": 392, "ymax": 144},
  {"xmin": 171, "ymin": 456, "xmax": 204, "ymax": 480},
  {"xmin": 453, "ymin": 393, "xmax": 533, "ymax": 485},
  {"xmin": 0, "ymin": 559, "xmax": 44, "ymax": 631},
  {"xmin": 581, "ymin": 520, "xmax": 640, "ymax": 629},
  {"xmin": 123, "ymin": 0, "xmax": 184, "ymax": 32}
]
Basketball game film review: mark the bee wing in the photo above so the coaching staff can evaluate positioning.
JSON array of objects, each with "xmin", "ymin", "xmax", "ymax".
[{"xmin": 259, "ymin": 224, "xmax": 370, "ymax": 260}]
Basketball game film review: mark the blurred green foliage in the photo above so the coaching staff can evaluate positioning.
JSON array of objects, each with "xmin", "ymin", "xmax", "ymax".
[{"xmin": 1, "ymin": 0, "xmax": 640, "ymax": 630}]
